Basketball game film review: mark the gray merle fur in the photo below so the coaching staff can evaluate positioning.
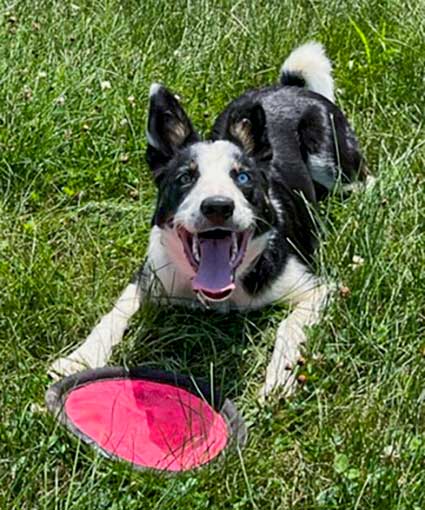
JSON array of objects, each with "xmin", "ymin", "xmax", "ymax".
[{"xmin": 210, "ymin": 86, "xmax": 365, "ymax": 294}]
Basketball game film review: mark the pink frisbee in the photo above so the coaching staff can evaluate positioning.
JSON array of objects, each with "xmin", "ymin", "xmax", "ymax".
[{"xmin": 46, "ymin": 367, "xmax": 246, "ymax": 472}]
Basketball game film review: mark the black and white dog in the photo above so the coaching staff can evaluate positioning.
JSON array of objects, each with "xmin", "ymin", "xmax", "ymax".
[{"xmin": 50, "ymin": 42, "xmax": 367, "ymax": 397}]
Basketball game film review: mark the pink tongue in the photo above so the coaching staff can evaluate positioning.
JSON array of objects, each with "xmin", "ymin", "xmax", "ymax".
[{"xmin": 192, "ymin": 237, "xmax": 235, "ymax": 294}]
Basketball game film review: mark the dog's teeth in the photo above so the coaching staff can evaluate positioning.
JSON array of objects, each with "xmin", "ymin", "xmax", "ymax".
[
  {"xmin": 230, "ymin": 232, "xmax": 238, "ymax": 262},
  {"xmin": 192, "ymin": 233, "xmax": 200, "ymax": 262}
]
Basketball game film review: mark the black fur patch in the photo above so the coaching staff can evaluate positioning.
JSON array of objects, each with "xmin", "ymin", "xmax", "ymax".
[
  {"xmin": 298, "ymin": 105, "xmax": 325, "ymax": 157},
  {"xmin": 329, "ymin": 108, "xmax": 366, "ymax": 182},
  {"xmin": 280, "ymin": 70, "xmax": 306, "ymax": 88},
  {"xmin": 146, "ymin": 86, "xmax": 199, "ymax": 181},
  {"xmin": 217, "ymin": 102, "xmax": 272, "ymax": 160},
  {"xmin": 231, "ymin": 154, "xmax": 276, "ymax": 237},
  {"xmin": 151, "ymin": 147, "xmax": 199, "ymax": 226}
]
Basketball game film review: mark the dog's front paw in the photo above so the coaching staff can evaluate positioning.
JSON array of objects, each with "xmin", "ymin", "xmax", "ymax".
[
  {"xmin": 258, "ymin": 358, "xmax": 299, "ymax": 402},
  {"xmin": 48, "ymin": 356, "xmax": 90, "ymax": 380},
  {"xmin": 48, "ymin": 346, "xmax": 108, "ymax": 380}
]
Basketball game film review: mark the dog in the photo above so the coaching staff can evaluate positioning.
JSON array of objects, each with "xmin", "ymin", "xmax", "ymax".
[{"xmin": 49, "ymin": 42, "xmax": 367, "ymax": 398}]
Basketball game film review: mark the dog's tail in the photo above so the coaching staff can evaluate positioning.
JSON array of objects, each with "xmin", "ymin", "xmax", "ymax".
[{"xmin": 280, "ymin": 42, "xmax": 334, "ymax": 103}]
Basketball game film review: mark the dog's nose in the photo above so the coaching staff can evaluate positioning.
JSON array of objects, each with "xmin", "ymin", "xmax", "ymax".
[{"xmin": 200, "ymin": 196, "xmax": 235, "ymax": 223}]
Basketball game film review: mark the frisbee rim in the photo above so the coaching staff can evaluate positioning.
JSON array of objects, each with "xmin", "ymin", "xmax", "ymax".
[{"xmin": 45, "ymin": 366, "xmax": 247, "ymax": 472}]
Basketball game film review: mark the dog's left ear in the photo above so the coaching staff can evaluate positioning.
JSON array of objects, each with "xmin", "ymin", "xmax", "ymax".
[
  {"xmin": 213, "ymin": 102, "xmax": 271, "ymax": 160},
  {"xmin": 146, "ymin": 84, "xmax": 200, "ymax": 179}
]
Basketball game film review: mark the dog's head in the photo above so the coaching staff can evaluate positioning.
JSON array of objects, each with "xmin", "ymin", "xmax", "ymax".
[{"xmin": 146, "ymin": 84, "xmax": 275, "ymax": 302}]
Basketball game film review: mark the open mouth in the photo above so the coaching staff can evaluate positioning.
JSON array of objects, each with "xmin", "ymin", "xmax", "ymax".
[{"xmin": 178, "ymin": 227, "xmax": 251, "ymax": 302}]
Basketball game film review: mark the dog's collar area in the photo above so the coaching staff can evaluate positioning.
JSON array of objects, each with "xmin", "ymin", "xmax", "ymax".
[{"xmin": 177, "ymin": 227, "xmax": 252, "ymax": 302}]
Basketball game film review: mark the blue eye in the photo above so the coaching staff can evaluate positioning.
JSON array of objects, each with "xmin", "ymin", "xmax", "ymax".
[{"xmin": 236, "ymin": 172, "xmax": 251, "ymax": 185}]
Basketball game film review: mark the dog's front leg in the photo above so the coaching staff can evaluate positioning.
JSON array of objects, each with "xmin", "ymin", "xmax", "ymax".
[
  {"xmin": 259, "ymin": 282, "xmax": 330, "ymax": 400},
  {"xmin": 48, "ymin": 280, "xmax": 143, "ymax": 379}
]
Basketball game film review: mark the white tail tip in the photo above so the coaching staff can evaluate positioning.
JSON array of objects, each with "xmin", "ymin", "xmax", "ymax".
[{"xmin": 280, "ymin": 42, "xmax": 335, "ymax": 102}]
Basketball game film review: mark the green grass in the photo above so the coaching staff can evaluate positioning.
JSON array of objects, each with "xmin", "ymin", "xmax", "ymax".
[{"xmin": 1, "ymin": 0, "xmax": 425, "ymax": 508}]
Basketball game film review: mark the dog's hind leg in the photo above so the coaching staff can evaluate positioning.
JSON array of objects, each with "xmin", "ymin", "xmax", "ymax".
[
  {"xmin": 259, "ymin": 281, "xmax": 330, "ymax": 400},
  {"xmin": 48, "ymin": 281, "xmax": 143, "ymax": 379}
]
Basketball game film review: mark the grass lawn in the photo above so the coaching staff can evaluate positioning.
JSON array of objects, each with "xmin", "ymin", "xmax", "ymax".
[{"xmin": 1, "ymin": 0, "xmax": 425, "ymax": 508}]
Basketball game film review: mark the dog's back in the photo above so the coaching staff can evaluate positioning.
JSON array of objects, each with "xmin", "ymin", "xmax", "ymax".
[{"xmin": 212, "ymin": 42, "xmax": 367, "ymax": 204}]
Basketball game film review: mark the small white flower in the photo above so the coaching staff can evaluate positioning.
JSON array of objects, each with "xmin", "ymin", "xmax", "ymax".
[
  {"xmin": 127, "ymin": 95, "xmax": 136, "ymax": 106},
  {"xmin": 38, "ymin": 71, "xmax": 47, "ymax": 78},
  {"xmin": 349, "ymin": 255, "xmax": 365, "ymax": 271},
  {"xmin": 352, "ymin": 255, "xmax": 365, "ymax": 266},
  {"xmin": 100, "ymin": 80, "xmax": 112, "ymax": 91},
  {"xmin": 120, "ymin": 118, "xmax": 128, "ymax": 127},
  {"xmin": 23, "ymin": 86, "xmax": 33, "ymax": 101},
  {"xmin": 382, "ymin": 445, "xmax": 400, "ymax": 460},
  {"xmin": 30, "ymin": 403, "xmax": 46, "ymax": 414},
  {"xmin": 55, "ymin": 94, "xmax": 65, "ymax": 106}
]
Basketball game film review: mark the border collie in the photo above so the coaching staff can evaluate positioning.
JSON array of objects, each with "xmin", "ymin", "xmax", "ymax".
[{"xmin": 50, "ymin": 42, "xmax": 367, "ymax": 398}]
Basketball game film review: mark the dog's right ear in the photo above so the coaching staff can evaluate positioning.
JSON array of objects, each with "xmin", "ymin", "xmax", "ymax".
[
  {"xmin": 146, "ymin": 84, "xmax": 199, "ymax": 181},
  {"xmin": 211, "ymin": 101, "xmax": 271, "ymax": 161}
]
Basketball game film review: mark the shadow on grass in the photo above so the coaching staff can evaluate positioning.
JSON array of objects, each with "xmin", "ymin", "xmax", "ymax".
[{"xmin": 114, "ymin": 301, "xmax": 280, "ymax": 401}]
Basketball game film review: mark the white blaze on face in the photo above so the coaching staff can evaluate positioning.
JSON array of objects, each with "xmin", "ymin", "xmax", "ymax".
[
  {"xmin": 174, "ymin": 141, "xmax": 254, "ymax": 231},
  {"xmin": 194, "ymin": 140, "xmax": 239, "ymax": 186}
]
